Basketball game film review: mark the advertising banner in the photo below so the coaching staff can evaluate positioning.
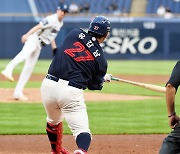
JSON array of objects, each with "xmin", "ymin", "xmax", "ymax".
[{"xmin": 0, "ymin": 18, "xmax": 180, "ymax": 59}]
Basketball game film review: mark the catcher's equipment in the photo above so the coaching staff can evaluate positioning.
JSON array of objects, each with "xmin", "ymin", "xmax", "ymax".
[{"xmin": 88, "ymin": 16, "xmax": 111, "ymax": 35}]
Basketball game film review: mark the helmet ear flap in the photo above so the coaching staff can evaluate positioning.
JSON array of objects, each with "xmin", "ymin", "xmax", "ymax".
[{"xmin": 88, "ymin": 16, "xmax": 111, "ymax": 35}]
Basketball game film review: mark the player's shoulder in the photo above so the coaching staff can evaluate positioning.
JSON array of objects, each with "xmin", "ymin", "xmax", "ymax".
[
  {"xmin": 45, "ymin": 13, "xmax": 59, "ymax": 22},
  {"xmin": 40, "ymin": 14, "xmax": 55, "ymax": 24},
  {"xmin": 72, "ymin": 28, "xmax": 93, "ymax": 40},
  {"xmin": 71, "ymin": 28, "xmax": 86, "ymax": 34},
  {"xmin": 46, "ymin": 13, "xmax": 56, "ymax": 18},
  {"xmin": 66, "ymin": 28, "xmax": 86, "ymax": 38}
]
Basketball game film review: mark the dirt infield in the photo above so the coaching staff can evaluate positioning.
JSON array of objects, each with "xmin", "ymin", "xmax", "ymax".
[
  {"xmin": 0, "ymin": 134, "xmax": 167, "ymax": 154},
  {"xmin": 0, "ymin": 74, "xmax": 168, "ymax": 153},
  {"xmin": 0, "ymin": 88, "xmax": 163, "ymax": 103}
]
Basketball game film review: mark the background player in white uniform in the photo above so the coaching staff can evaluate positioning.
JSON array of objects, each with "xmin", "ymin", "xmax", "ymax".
[{"xmin": 1, "ymin": 4, "xmax": 69, "ymax": 100}]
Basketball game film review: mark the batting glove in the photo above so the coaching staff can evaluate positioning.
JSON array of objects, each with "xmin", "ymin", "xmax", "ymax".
[{"xmin": 104, "ymin": 74, "xmax": 112, "ymax": 82}]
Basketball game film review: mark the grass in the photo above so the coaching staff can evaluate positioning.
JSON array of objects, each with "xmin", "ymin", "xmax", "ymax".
[
  {"xmin": 0, "ymin": 60, "xmax": 51, "ymax": 75},
  {"xmin": 0, "ymin": 103, "xmax": 46, "ymax": 134},
  {"xmin": 0, "ymin": 59, "xmax": 177, "ymax": 75},
  {"xmin": 0, "ymin": 59, "xmax": 179, "ymax": 135},
  {"xmin": 108, "ymin": 60, "xmax": 176, "ymax": 75},
  {"xmin": 0, "ymin": 81, "xmax": 42, "ymax": 88},
  {"xmin": 0, "ymin": 100, "xmax": 177, "ymax": 135},
  {"xmin": 87, "ymin": 100, "xmax": 170, "ymax": 134}
]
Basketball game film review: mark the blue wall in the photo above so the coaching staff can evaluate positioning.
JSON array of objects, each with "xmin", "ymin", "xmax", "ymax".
[{"xmin": 1, "ymin": 17, "xmax": 180, "ymax": 60}]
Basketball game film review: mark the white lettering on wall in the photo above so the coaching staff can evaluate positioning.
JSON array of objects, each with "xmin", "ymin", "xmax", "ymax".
[
  {"xmin": 138, "ymin": 37, "xmax": 157, "ymax": 54},
  {"xmin": 104, "ymin": 36, "xmax": 158, "ymax": 54},
  {"xmin": 103, "ymin": 28, "xmax": 158, "ymax": 55}
]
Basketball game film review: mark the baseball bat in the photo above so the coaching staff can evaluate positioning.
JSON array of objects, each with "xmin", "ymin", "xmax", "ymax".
[{"xmin": 111, "ymin": 77, "xmax": 166, "ymax": 93}]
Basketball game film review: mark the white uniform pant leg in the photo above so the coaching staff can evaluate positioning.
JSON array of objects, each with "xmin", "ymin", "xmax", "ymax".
[
  {"xmin": 63, "ymin": 100, "xmax": 90, "ymax": 139},
  {"xmin": 13, "ymin": 45, "xmax": 41, "ymax": 97},
  {"xmin": 5, "ymin": 35, "xmax": 39, "ymax": 74},
  {"xmin": 41, "ymin": 78, "xmax": 64, "ymax": 125},
  {"xmin": 40, "ymin": 78, "xmax": 91, "ymax": 138}
]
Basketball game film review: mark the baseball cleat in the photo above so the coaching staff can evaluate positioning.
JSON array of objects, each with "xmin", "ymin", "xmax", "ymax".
[
  {"xmin": 1, "ymin": 70, "xmax": 14, "ymax": 82},
  {"xmin": 74, "ymin": 149, "xmax": 87, "ymax": 154},
  {"xmin": 51, "ymin": 150, "xmax": 57, "ymax": 154},
  {"xmin": 14, "ymin": 94, "xmax": 28, "ymax": 101},
  {"xmin": 51, "ymin": 147, "xmax": 70, "ymax": 154},
  {"xmin": 60, "ymin": 147, "xmax": 70, "ymax": 154},
  {"xmin": 51, "ymin": 150, "xmax": 58, "ymax": 154}
]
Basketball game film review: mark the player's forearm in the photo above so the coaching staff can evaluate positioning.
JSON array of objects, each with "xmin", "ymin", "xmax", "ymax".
[
  {"xmin": 21, "ymin": 24, "xmax": 42, "ymax": 43},
  {"xmin": 166, "ymin": 84, "xmax": 176, "ymax": 116},
  {"xmin": 51, "ymin": 40, "xmax": 57, "ymax": 50},
  {"xmin": 25, "ymin": 24, "xmax": 42, "ymax": 36}
]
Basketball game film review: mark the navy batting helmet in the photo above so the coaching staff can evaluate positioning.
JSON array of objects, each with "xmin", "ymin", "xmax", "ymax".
[
  {"xmin": 57, "ymin": 4, "xmax": 69, "ymax": 13},
  {"xmin": 88, "ymin": 16, "xmax": 111, "ymax": 35}
]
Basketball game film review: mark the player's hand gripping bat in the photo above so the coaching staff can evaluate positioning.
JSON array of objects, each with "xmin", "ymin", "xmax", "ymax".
[{"xmin": 111, "ymin": 77, "xmax": 166, "ymax": 93}]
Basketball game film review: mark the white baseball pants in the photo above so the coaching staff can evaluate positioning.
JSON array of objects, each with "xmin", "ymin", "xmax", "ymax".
[
  {"xmin": 40, "ymin": 77, "xmax": 91, "ymax": 138},
  {"xmin": 5, "ymin": 34, "xmax": 41, "ymax": 97}
]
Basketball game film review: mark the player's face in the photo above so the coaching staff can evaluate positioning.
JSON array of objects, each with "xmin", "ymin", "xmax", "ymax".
[{"xmin": 57, "ymin": 10, "xmax": 68, "ymax": 20}]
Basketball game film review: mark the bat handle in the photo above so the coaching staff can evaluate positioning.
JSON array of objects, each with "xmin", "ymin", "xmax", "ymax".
[{"xmin": 111, "ymin": 77, "xmax": 119, "ymax": 81}]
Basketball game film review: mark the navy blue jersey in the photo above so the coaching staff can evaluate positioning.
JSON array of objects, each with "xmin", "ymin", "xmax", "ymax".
[
  {"xmin": 166, "ymin": 60, "xmax": 180, "ymax": 91},
  {"xmin": 48, "ymin": 28, "xmax": 107, "ymax": 90}
]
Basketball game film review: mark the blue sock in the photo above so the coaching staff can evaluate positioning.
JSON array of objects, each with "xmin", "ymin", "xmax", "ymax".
[{"xmin": 76, "ymin": 133, "xmax": 91, "ymax": 151}]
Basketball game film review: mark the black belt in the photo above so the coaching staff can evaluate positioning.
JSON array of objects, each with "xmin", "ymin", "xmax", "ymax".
[
  {"xmin": 46, "ymin": 74, "xmax": 59, "ymax": 82},
  {"xmin": 41, "ymin": 42, "xmax": 46, "ymax": 46},
  {"xmin": 45, "ymin": 74, "xmax": 83, "ymax": 89}
]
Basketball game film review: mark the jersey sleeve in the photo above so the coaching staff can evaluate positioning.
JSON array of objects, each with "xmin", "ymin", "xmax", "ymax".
[
  {"xmin": 87, "ymin": 76, "xmax": 104, "ymax": 90},
  {"xmin": 166, "ymin": 60, "xmax": 180, "ymax": 91},
  {"xmin": 87, "ymin": 53, "xmax": 107, "ymax": 90}
]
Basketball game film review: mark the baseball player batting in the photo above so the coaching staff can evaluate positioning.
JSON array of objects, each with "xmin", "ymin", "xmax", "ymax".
[
  {"xmin": 1, "ymin": 4, "xmax": 69, "ymax": 100},
  {"xmin": 40, "ymin": 16, "xmax": 112, "ymax": 154}
]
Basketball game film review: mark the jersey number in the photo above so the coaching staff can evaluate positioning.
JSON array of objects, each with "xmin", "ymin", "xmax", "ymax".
[{"xmin": 64, "ymin": 42, "xmax": 94, "ymax": 62}]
